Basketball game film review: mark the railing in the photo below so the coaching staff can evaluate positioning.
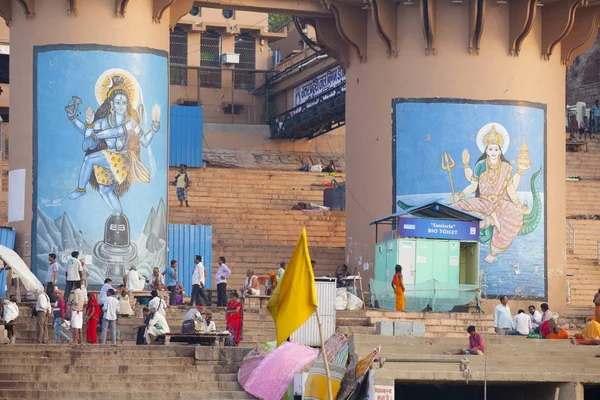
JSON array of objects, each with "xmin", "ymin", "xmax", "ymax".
[
  {"xmin": 566, "ymin": 219, "xmax": 575, "ymax": 255},
  {"xmin": 270, "ymin": 83, "xmax": 346, "ymax": 140},
  {"xmin": 169, "ymin": 65, "xmax": 274, "ymax": 125}
]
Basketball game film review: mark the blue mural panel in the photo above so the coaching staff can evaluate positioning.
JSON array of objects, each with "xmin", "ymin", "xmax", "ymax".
[
  {"xmin": 33, "ymin": 45, "xmax": 169, "ymax": 287},
  {"xmin": 168, "ymin": 224, "xmax": 213, "ymax": 294},
  {"xmin": 393, "ymin": 99, "xmax": 546, "ymax": 300},
  {"xmin": 169, "ymin": 105, "xmax": 203, "ymax": 168}
]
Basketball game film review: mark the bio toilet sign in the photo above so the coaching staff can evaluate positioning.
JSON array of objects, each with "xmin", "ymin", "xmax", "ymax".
[
  {"xmin": 373, "ymin": 385, "xmax": 394, "ymax": 400},
  {"xmin": 399, "ymin": 217, "xmax": 480, "ymax": 241}
]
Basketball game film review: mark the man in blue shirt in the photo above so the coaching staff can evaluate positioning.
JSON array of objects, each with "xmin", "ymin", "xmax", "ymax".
[
  {"xmin": 592, "ymin": 99, "xmax": 600, "ymax": 133},
  {"xmin": 165, "ymin": 260, "xmax": 178, "ymax": 305}
]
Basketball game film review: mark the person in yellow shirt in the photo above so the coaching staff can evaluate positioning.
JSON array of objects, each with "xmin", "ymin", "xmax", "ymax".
[{"xmin": 174, "ymin": 164, "xmax": 190, "ymax": 207}]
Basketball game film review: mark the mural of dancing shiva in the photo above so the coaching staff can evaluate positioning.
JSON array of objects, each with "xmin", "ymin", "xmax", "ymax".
[{"xmin": 66, "ymin": 71, "xmax": 160, "ymax": 212}]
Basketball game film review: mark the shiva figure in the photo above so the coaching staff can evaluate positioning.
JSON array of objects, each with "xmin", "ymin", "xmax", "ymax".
[
  {"xmin": 450, "ymin": 124, "xmax": 531, "ymax": 264},
  {"xmin": 65, "ymin": 74, "xmax": 160, "ymax": 213}
]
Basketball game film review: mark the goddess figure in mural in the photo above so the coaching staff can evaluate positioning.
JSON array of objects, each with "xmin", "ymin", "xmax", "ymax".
[
  {"xmin": 65, "ymin": 69, "xmax": 160, "ymax": 213},
  {"xmin": 450, "ymin": 123, "xmax": 535, "ymax": 264}
]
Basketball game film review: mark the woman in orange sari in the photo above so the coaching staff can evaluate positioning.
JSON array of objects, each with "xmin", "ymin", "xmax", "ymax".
[
  {"xmin": 391, "ymin": 265, "xmax": 405, "ymax": 311},
  {"xmin": 226, "ymin": 291, "xmax": 243, "ymax": 345}
]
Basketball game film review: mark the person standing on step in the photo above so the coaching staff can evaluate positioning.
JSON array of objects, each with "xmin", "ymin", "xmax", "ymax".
[
  {"xmin": 71, "ymin": 281, "xmax": 86, "ymax": 344},
  {"xmin": 64, "ymin": 251, "xmax": 82, "ymax": 302},
  {"xmin": 494, "ymin": 295, "xmax": 513, "ymax": 335},
  {"xmin": 35, "ymin": 288, "xmax": 52, "ymax": 344},
  {"xmin": 175, "ymin": 163, "xmax": 190, "ymax": 207},
  {"xmin": 45, "ymin": 253, "xmax": 60, "ymax": 299},
  {"xmin": 86, "ymin": 293, "xmax": 100, "ymax": 344},
  {"xmin": 99, "ymin": 278, "xmax": 116, "ymax": 325},
  {"xmin": 391, "ymin": 265, "xmax": 405, "ymax": 311},
  {"xmin": 276, "ymin": 262, "xmax": 286, "ymax": 284},
  {"xmin": 165, "ymin": 260, "xmax": 178, "ymax": 306},
  {"xmin": 191, "ymin": 255, "xmax": 211, "ymax": 306},
  {"xmin": 215, "ymin": 257, "xmax": 231, "ymax": 307},
  {"xmin": 52, "ymin": 287, "xmax": 72, "ymax": 344},
  {"xmin": 101, "ymin": 289, "xmax": 120, "ymax": 345}
]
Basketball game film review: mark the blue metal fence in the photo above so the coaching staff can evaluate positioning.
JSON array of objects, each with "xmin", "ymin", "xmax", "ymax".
[
  {"xmin": 169, "ymin": 105, "xmax": 204, "ymax": 167},
  {"xmin": 0, "ymin": 227, "xmax": 16, "ymax": 250},
  {"xmin": 168, "ymin": 224, "xmax": 212, "ymax": 295}
]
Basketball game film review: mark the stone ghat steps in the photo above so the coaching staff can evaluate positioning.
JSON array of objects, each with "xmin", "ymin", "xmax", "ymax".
[
  {"xmin": 566, "ymin": 181, "xmax": 600, "ymax": 216},
  {"xmin": 0, "ymin": 389, "xmax": 254, "ymax": 400},
  {"xmin": 170, "ymin": 210, "xmax": 346, "ymax": 245},
  {"xmin": 566, "ymin": 259, "xmax": 600, "ymax": 306},
  {"xmin": 0, "ymin": 345, "xmax": 254, "ymax": 400}
]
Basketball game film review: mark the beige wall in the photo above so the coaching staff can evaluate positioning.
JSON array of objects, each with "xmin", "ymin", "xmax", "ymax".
[
  {"xmin": 345, "ymin": 3, "xmax": 566, "ymax": 312},
  {"xmin": 9, "ymin": 0, "xmax": 169, "ymax": 264}
]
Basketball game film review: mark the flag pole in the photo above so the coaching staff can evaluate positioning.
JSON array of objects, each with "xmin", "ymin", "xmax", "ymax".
[{"xmin": 315, "ymin": 308, "xmax": 334, "ymax": 400}]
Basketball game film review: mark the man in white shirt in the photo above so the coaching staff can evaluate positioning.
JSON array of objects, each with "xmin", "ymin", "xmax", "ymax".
[
  {"xmin": 190, "ymin": 256, "xmax": 211, "ymax": 306},
  {"xmin": 35, "ymin": 289, "xmax": 52, "ymax": 344},
  {"xmin": 215, "ymin": 256, "xmax": 231, "ymax": 307},
  {"xmin": 64, "ymin": 251, "xmax": 82, "ymax": 302},
  {"xmin": 508, "ymin": 309, "xmax": 532, "ymax": 336},
  {"xmin": 101, "ymin": 289, "xmax": 120, "ymax": 345},
  {"xmin": 494, "ymin": 295, "xmax": 513, "ymax": 335},
  {"xmin": 529, "ymin": 305, "xmax": 542, "ymax": 331},
  {"xmin": 124, "ymin": 266, "xmax": 146, "ymax": 292},
  {"xmin": 148, "ymin": 290, "xmax": 167, "ymax": 317},
  {"xmin": 146, "ymin": 307, "xmax": 170, "ymax": 344},
  {"xmin": 45, "ymin": 253, "xmax": 60, "ymax": 299},
  {"xmin": 71, "ymin": 282, "xmax": 86, "ymax": 344}
]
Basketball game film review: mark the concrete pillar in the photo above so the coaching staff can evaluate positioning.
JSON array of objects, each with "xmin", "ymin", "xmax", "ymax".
[
  {"xmin": 559, "ymin": 382, "xmax": 584, "ymax": 400},
  {"xmin": 7, "ymin": 0, "xmax": 171, "ymax": 283},
  {"xmin": 343, "ymin": 2, "xmax": 566, "ymax": 311}
]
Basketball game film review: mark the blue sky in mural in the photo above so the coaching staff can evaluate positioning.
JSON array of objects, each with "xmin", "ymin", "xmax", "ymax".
[
  {"xmin": 36, "ymin": 48, "xmax": 168, "ymax": 241},
  {"xmin": 394, "ymin": 101, "xmax": 546, "ymax": 299}
]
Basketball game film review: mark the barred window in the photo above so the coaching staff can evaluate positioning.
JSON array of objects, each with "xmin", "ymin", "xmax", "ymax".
[
  {"xmin": 170, "ymin": 28, "xmax": 188, "ymax": 86},
  {"xmin": 200, "ymin": 30, "xmax": 222, "ymax": 88},
  {"xmin": 234, "ymin": 33, "xmax": 256, "ymax": 90}
]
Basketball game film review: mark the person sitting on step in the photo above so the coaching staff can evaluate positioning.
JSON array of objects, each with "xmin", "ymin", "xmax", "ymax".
[
  {"xmin": 242, "ymin": 269, "xmax": 260, "ymax": 298},
  {"xmin": 444, "ymin": 325, "xmax": 485, "ymax": 356},
  {"xmin": 146, "ymin": 306, "xmax": 170, "ymax": 345},
  {"xmin": 543, "ymin": 313, "xmax": 569, "ymax": 339}
]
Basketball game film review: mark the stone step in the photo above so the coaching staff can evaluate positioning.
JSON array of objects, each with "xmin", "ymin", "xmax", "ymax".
[
  {"xmin": 0, "ymin": 380, "xmax": 244, "ymax": 392},
  {"xmin": 0, "ymin": 389, "xmax": 254, "ymax": 400}
]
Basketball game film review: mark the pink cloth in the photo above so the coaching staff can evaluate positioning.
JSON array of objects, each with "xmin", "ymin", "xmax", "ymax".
[
  {"xmin": 243, "ymin": 342, "xmax": 318, "ymax": 400},
  {"xmin": 452, "ymin": 161, "xmax": 523, "ymax": 255},
  {"xmin": 469, "ymin": 333, "xmax": 485, "ymax": 353}
]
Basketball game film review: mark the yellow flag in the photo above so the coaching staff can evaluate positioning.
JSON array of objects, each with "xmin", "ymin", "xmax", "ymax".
[{"xmin": 267, "ymin": 228, "xmax": 318, "ymax": 346}]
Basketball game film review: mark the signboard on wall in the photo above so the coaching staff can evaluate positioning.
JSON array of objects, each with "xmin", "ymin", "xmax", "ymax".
[
  {"xmin": 399, "ymin": 218, "xmax": 480, "ymax": 241},
  {"xmin": 292, "ymin": 66, "xmax": 346, "ymax": 108}
]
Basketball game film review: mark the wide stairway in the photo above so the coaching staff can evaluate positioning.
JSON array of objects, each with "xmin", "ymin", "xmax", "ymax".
[
  {"xmin": 0, "ymin": 344, "xmax": 253, "ymax": 399},
  {"xmin": 566, "ymin": 139, "xmax": 600, "ymax": 318},
  {"xmin": 168, "ymin": 167, "xmax": 347, "ymax": 290}
]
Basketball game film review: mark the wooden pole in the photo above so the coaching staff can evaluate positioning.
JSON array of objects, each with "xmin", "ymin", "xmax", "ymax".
[
  {"xmin": 357, "ymin": 271, "xmax": 366, "ymax": 309},
  {"xmin": 315, "ymin": 309, "xmax": 334, "ymax": 400}
]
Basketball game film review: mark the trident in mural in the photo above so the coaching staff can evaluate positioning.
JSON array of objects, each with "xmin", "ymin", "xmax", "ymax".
[{"xmin": 441, "ymin": 150, "xmax": 456, "ymax": 195}]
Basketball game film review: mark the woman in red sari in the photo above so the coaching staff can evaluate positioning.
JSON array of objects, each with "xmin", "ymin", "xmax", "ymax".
[
  {"xmin": 226, "ymin": 291, "xmax": 243, "ymax": 345},
  {"xmin": 86, "ymin": 293, "xmax": 100, "ymax": 344}
]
